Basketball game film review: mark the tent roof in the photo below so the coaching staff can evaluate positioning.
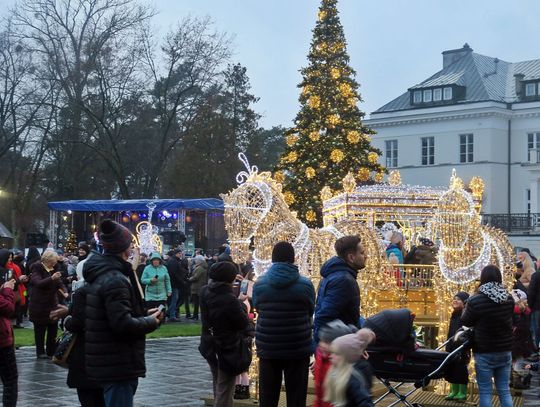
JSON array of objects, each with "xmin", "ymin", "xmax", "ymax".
[
  {"xmin": 0, "ymin": 222, "xmax": 13, "ymax": 239},
  {"xmin": 47, "ymin": 198, "xmax": 224, "ymax": 212}
]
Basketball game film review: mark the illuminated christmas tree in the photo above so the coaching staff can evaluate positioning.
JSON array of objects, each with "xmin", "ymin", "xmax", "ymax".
[
  {"xmin": 65, "ymin": 229, "xmax": 78, "ymax": 254},
  {"xmin": 276, "ymin": 0, "xmax": 384, "ymax": 226}
]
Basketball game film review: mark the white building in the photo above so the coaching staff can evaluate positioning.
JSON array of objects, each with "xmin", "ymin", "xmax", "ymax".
[{"xmin": 365, "ymin": 44, "xmax": 540, "ymax": 251}]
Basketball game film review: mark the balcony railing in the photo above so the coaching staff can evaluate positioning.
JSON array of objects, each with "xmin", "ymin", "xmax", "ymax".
[
  {"xmin": 382, "ymin": 264, "xmax": 436, "ymax": 289},
  {"xmin": 482, "ymin": 213, "xmax": 540, "ymax": 233}
]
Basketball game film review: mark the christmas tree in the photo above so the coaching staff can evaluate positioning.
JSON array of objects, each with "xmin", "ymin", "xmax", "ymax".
[
  {"xmin": 276, "ymin": 0, "xmax": 385, "ymax": 227},
  {"xmin": 65, "ymin": 229, "xmax": 78, "ymax": 254}
]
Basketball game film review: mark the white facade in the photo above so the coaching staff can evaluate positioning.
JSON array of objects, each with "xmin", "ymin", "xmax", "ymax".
[{"xmin": 366, "ymin": 101, "xmax": 540, "ymax": 215}]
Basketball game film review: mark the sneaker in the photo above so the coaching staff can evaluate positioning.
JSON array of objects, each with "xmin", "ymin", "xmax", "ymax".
[{"xmin": 36, "ymin": 354, "xmax": 49, "ymax": 360}]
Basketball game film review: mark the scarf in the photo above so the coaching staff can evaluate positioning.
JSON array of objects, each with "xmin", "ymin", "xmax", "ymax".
[{"xmin": 478, "ymin": 282, "xmax": 510, "ymax": 304}]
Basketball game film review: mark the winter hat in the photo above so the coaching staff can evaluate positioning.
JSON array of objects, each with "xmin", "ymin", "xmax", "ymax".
[
  {"xmin": 272, "ymin": 241, "xmax": 295, "ymax": 263},
  {"xmin": 419, "ymin": 237, "xmax": 434, "ymax": 247},
  {"xmin": 55, "ymin": 249, "xmax": 64, "ymax": 256},
  {"xmin": 318, "ymin": 319, "xmax": 358, "ymax": 343},
  {"xmin": 512, "ymin": 289, "xmax": 527, "ymax": 303},
  {"xmin": 331, "ymin": 328, "xmax": 376, "ymax": 363},
  {"xmin": 78, "ymin": 243, "xmax": 90, "ymax": 254},
  {"xmin": 454, "ymin": 291, "xmax": 469, "ymax": 304},
  {"xmin": 209, "ymin": 261, "xmax": 238, "ymax": 283},
  {"xmin": 99, "ymin": 219, "xmax": 133, "ymax": 254}
]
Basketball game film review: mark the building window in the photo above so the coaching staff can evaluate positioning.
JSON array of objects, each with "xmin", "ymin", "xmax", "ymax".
[
  {"xmin": 527, "ymin": 189, "xmax": 531, "ymax": 214},
  {"xmin": 443, "ymin": 87, "xmax": 453, "ymax": 100},
  {"xmin": 528, "ymin": 132, "xmax": 540, "ymax": 163},
  {"xmin": 421, "ymin": 137, "xmax": 435, "ymax": 165},
  {"xmin": 385, "ymin": 140, "xmax": 398, "ymax": 168},
  {"xmin": 526, "ymin": 83, "xmax": 536, "ymax": 97},
  {"xmin": 423, "ymin": 89, "xmax": 432, "ymax": 103},
  {"xmin": 413, "ymin": 91, "xmax": 422, "ymax": 103},
  {"xmin": 459, "ymin": 134, "xmax": 474, "ymax": 163},
  {"xmin": 433, "ymin": 88, "xmax": 442, "ymax": 101}
]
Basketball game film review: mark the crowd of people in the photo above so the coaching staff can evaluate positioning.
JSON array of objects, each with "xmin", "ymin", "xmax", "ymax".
[{"xmin": 1, "ymin": 221, "xmax": 540, "ymax": 406}]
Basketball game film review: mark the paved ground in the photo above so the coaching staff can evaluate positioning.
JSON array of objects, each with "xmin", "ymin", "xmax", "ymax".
[
  {"xmin": 4, "ymin": 335, "xmax": 540, "ymax": 406},
  {"xmin": 8, "ymin": 337, "xmax": 211, "ymax": 407}
]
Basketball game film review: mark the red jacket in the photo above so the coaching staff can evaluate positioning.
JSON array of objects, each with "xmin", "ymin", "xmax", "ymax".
[
  {"xmin": 0, "ymin": 287, "xmax": 15, "ymax": 348},
  {"xmin": 313, "ymin": 346, "xmax": 332, "ymax": 407},
  {"xmin": 8, "ymin": 260, "xmax": 26, "ymax": 306}
]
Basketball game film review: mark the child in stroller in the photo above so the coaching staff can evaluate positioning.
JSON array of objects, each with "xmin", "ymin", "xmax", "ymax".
[{"xmin": 364, "ymin": 308, "xmax": 470, "ymax": 407}]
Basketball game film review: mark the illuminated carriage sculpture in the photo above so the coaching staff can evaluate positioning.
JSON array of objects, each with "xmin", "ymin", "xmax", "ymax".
[{"xmin": 222, "ymin": 154, "xmax": 515, "ymax": 341}]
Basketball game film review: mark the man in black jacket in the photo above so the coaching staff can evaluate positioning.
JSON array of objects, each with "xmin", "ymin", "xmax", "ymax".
[
  {"xmin": 166, "ymin": 249, "xmax": 186, "ymax": 322},
  {"xmin": 84, "ymin": 220, "xmax": 161, "ymax": 407}
]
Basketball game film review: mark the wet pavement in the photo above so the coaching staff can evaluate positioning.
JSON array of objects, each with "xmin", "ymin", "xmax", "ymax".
[{"xmin": 8, "ymin": 337, "xmax": 211, "ymax": 407}]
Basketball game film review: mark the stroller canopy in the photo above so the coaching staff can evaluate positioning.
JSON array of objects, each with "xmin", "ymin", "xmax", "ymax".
[{"xmin": 365, "ymin": 309, "xmax": 416, "ymax": 353}]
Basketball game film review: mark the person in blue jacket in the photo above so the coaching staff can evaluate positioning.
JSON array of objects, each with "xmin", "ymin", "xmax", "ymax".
[
  {"xmin": 141, "ymin": 252, "xmax": 171, "ymax": 310},
  {"xmin": 252, "ymin": 241, "xmax": 315, "ymax": 407},
  {"xmin": 314, "ymin": 235, "xmax": 367, "ymax": 344}
]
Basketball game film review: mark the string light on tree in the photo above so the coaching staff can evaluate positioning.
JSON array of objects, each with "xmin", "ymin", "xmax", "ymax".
[{"xmin": 276, "ymin": 0, "xmax": 384, "ymax": 226}]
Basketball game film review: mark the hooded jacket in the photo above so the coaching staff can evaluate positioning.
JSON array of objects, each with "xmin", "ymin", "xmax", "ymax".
[
  {"xmin": 461, "ymin": 282, "xmax": 514, "ymax": 353},
  {"xmin": 83, "ymin": 252, "xmax": 158, "ymax": 382},
  {"xmin": 141, "ymin": 252, "xmax": 172, "ymax": 301},
  {"xmin": 253, "ymin": 262, "xmax": 315, "ymax": 359},
  {"xmin": 314, "ymin": 257, "xmax": 360, "ymax": 343}
]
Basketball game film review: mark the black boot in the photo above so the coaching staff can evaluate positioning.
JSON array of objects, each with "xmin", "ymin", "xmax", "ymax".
[{"xmin": 233, "ymin": 385, "xmax": 242, "ymax": 399}]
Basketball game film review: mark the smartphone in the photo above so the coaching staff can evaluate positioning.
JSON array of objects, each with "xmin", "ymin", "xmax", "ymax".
[
  {"xmin": 157, "ymin": 304, "xmax": 165, "ymax": 313},
  {"xmin": 6, "ymin": 269, "xmax": 13, "ymax": 280},
  {"xmin": 240, "ymin": 279, "xmax": 249, "ymax": 295}
]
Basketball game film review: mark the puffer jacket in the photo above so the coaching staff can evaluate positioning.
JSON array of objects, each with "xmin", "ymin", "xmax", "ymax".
[
  {"xmin": 64, "ymin": 285, "xmax": 101, "ymax": 390},
  {"xmin": 528, "ymin": 270, "xmax": 540, "ymax": 311},
  {"xmin": 461, "ymin": 282, "xmax": 514, "ymax": 353},
  {"xmin": 314, "ymin": 257, "xmax": 360, "ymax": 343},
  {"xmin": 199, "ymin": 281, "xmax": 250, "ymax": 365},
  {"xmin": 253, "ymin": 262, "xmax": 315, "ymax": 359},
  {"xmin": 141, "ymin": 252, "xmax": 171, "ymax": 301},
  {"xmin": 83, "ymin": 252, "xmax": 158, "ymax": 382},
  {"xmin": 0, "ymin": 287, "xmax": 15, "ymax": 348}
]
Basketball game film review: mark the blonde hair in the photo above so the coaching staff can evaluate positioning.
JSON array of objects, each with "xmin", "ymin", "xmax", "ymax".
[
  {"xmin": 323, "ymin": 347, "xmax": 354, "ymax": 406},
  {"xmin": 520, "ymin": 252, "xmax": 535, "ymax": 288},
  {"xmin": 41, "ymin": 250, "xmax": 58, "ymax": 266}
]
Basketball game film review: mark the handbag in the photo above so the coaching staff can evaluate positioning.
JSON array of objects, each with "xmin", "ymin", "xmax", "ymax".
[
  {"xmin": 52, "ymin": 330, "xmax": 77, "ymax": 369},
  {"xmin": 215, "ymin": 332, "xmax": 253, "ymax": 376}
]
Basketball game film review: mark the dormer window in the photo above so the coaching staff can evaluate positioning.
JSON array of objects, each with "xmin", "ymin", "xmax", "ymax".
[
  {"xmin": 411, "ymin": 85, "xmax": 461, "ymax": 106},
  {"xmin": 526, "ymin": 83, "xmax": 536, "ymax": 97},
  {"xmin": 443, "ymin": 87, "xmax": 453, "ymax": 100}
]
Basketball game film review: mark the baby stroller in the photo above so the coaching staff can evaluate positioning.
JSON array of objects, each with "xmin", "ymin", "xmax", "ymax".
[{"xmin": 364, "ymin": 309, "xmax": 469, "ymax": 407}]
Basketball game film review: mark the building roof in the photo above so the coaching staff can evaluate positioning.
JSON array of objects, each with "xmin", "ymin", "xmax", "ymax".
[
  {"xmin": 47, "ymin": 198, "xmax": 224, "ymax": 212},
  {"xmin": 373, "ymin": 44, "xmax": 539, "ymax": 114}
]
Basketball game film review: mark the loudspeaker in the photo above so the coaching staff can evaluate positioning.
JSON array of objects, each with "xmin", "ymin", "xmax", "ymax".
[{"xmin": 161, "ymin": 231, "xmax": 186, "ymax": 246}]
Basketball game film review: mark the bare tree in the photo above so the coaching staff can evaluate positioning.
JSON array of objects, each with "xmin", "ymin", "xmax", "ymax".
[
  {"xmin": 142, "ymin": 16, "xmax": 231, "ymax": 196},
  {"xmin": 12, "ymin": 0, "xmax": 154, "ymax": 198}
]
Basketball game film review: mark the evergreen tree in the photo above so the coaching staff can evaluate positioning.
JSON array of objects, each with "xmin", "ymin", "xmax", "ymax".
[
  {"xmin": 276, "ymin": 0, "xmax": 385, "ymax": 227},
  {"xmin": 65, "ymin": 229, "xmax": 78, "ymax": 254}
]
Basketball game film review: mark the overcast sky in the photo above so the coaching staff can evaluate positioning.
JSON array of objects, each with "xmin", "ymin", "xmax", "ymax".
[{"xmin": 6, "ymin": 0, "xmax": 540, "ymax": 128}]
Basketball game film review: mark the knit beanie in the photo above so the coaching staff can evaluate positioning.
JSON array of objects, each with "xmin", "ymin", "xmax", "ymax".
[
  {"xmin": 99, "ymin": 220, "xmax": 133, "ymax": 254},
  {"xmin": 331, "ymin": 328, "xmax": 376, "ymax": 363},
  {"xmin": 78, "ymin": 243, "xmax": 90, "ymax": 254},
  {"xmin": 454, "ymin": 291, "xmax": 470, "ymax": 304},
  {"xmin": 272, "ymin": 241, "xmax": 295, "ymax": 263},
  {"xmin": 318, "ymin": 319, "xmax": 358, "ymax": 343},
  {"xmin": 209, "ymin": 261, "xmax": 238, "ymax": 283}
]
